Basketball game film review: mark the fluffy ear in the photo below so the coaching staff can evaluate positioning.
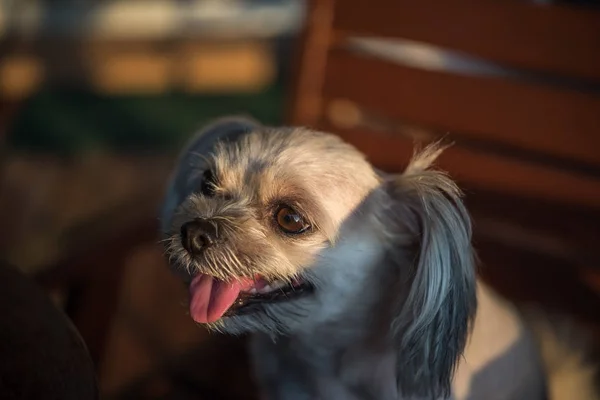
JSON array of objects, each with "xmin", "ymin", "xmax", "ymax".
[
  {"xmin": 159, "ymin": 115, "xmax": 261, "ymax": 234},
  {"xmin": 385, "ymin": 144, "xmax": 477, "ymax": 399}
]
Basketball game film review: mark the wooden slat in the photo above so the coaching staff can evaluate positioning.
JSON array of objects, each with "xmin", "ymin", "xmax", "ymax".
[
  {"xmin": 333, "ymin": 0, "xmax": 600, "ymax": 81},
  {"xmin": 477, "ymin": 240, "xmax": 600, "ymax": 329},
  {"xmin": 317, "ymin": 123, "xmax": 600, "ymax": 210},
  {"xmin": 322, "ymin": 49, "xmax": 600, "ymax": 167},
  {"xmin": 466, "ymin": 191, "xmax": 600, "ymax": 268},
  {"xmin": 286, "ymin": 0, "xmax": 336, "ymax": 126}
]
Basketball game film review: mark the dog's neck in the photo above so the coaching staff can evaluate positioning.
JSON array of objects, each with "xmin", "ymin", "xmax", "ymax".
[
  {"xmin": 250, "ymin": 224, "xmax": 412, "ymax": 399},
  {"xmin": 257, "ymin": 261, "xmax": 400, "ymax": 397},
  {"xmin": 252, "ymin": 310, "xmax": 400, "ymax": 400}
]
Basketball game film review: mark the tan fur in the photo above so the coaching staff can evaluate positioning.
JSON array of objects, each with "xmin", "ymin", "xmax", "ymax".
[{"xmin": 166, "ymin": 127, "xmax": 380, "ymax": 283}]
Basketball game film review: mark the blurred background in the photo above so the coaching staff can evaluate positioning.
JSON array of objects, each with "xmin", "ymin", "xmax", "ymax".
[{"xmin": 1, "ymin": 0, "xmax": 599, "ymax": 398}]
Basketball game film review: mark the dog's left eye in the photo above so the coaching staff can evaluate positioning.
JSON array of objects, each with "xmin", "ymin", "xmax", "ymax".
[
  {"xmin": 275, "ymin": 206, "xmax": 310, "ymax": 234},
  {"xmin": 200, "ymin": 169, "xmax": 217, "ymax": 196}
]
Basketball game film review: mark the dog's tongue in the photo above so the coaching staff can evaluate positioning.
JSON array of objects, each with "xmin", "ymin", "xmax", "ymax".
[{"xmin": 189, "ymin": 274, "xmax": 254, "ymax": 323}]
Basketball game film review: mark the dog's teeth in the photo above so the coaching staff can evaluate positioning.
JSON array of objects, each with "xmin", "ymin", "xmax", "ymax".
[
  {"xmin": 271, "ymin": 281, "xmax": 286, "ymax": 290},
  {"xmin": 249, "ymin": 279, "xmax": 289, "ymax": 295},
  {"xmin": 258, "ymin": 284, "xmax": 273, "ymax": 294}
]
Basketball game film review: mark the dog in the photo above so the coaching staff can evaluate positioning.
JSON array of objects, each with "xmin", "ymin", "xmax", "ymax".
[{"xmin": 160, "ymin": 116, "xmax": 599, "ymax": 400}]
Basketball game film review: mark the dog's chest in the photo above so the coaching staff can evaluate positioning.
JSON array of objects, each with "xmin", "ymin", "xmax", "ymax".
[{"xmin": 249, "ymin": 335, "xmax": 398, "ymax": 400}]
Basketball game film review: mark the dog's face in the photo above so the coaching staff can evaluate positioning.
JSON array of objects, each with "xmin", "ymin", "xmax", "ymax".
[
  {"xmin": 162, "ymin": 119, "xmax": 384, "ymax": 335},
  {"xmin": 161, "ymin": 117, "xmax": 476, "ymax": 398}
]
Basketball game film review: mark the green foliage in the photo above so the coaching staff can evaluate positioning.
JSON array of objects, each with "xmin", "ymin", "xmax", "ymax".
[{"xmin": 8, "ymin": 84, "xmax": 285, "ymax": 157}]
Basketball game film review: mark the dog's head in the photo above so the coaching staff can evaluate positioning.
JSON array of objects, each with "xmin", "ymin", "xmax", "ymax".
[{"xmin": 161, "ymin": 117, "xmax": 476, "ymax": 398}]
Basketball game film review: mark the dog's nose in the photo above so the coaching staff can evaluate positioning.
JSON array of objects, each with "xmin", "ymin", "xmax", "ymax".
[{"xmin": 180, "ymin": 218, "xmax": 217, "ymax": 255}]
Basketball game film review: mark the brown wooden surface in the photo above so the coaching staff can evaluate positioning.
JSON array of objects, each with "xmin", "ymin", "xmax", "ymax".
[
  {"xmin": 286, "ymin": 0, "xmax": 336, "ymax": 126},
  {"xmin": 333, "ymin": 0, "xmax": 600, "ymax": 81},
  {"xmin": 466, "ymin": 192, "xmax": 600, "ymax": 269},
  {"xmin": 319, "ymin": 124, "xmax": 600, "ymax": 209},
  {"xmin": 476, "ymin": 240, "xmax": 600, "ymax": 325},
  {"xmin": 322, "ymin": 49, "xmax": 600, "ymax": 167}
]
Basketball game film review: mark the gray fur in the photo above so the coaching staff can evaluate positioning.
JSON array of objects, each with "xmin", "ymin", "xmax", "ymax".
[{"xmin": 383, "ymin": 144, "xmax": 477, "ymax": 398}]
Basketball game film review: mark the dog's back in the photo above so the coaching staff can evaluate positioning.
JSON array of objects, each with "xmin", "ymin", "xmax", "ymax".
[{"xmin": 451, "ymin": 284, "xmax": 547, "ymax": 400}]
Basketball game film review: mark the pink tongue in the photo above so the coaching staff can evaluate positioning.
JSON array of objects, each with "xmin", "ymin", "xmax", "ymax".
[{"xmin": 189, "ymin": 274, "xmax": 254, "ymax": 323}]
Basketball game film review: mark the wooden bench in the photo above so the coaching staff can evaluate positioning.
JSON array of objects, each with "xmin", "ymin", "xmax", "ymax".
[{"xmin": 287, "ymin": 0, "xmax": 600, "ymax": 332}]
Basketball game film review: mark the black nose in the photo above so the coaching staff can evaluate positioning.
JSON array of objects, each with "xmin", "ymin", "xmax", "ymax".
[{"xmin": 180, "ymin": 218, "xmax": 217, "ymax": 255}]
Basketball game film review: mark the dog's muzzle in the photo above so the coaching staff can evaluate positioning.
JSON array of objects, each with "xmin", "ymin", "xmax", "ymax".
[{"xmin": 175, "ymin": 218, "xmax": 315, "ymax": 324}]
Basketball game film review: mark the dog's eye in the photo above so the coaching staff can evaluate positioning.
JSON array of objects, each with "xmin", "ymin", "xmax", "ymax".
[
  {"xmin": 275, "ymin": 206, "xmax": 310, "ymax": 234},
  {"xmin": 200, "ymin": 169, "xmax": 217, "ymax": 196}
]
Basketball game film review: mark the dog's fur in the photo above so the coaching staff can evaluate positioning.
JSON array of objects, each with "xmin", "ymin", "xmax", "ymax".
[{"xmin": 161, "ymin": 117, "xmax": 599, "ymax": 400}]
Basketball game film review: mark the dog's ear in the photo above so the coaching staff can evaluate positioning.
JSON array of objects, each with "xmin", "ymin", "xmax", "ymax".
[
  {"xmin": 384, "ymin": 143, "xmax": 477, "ymax": 399},
  {"xmin": 160, "ymin": 116, "xmax": 261, "ymax": 234}
]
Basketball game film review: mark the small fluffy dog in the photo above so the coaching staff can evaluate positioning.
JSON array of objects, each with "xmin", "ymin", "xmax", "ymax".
[{"xmin": 161, "ymin": 117, "xmax": 598, "ymax": 400}]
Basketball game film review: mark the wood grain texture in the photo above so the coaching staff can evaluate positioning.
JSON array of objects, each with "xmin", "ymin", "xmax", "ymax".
[
  {"xmin": 318, "ymin": 123, "xmax": 600, "ymax": 209},
  {"xmin": 333, "ymin": 0, "xmax": 600, "ymax": 81},
  {"xmin": 286, "ymin": 0, "xmax": 336, "ymax": 126},
  {"xmin": 322, "ymin": 49, "xmax": 600, "ymax": 166}
]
